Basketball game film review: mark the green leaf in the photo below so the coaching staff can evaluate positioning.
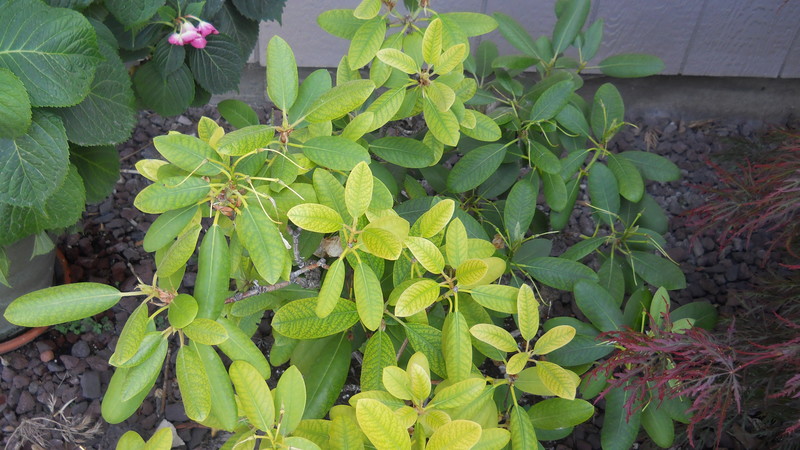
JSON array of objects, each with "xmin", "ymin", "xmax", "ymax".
[
  {"xmin": 671, "ymin": 301, "xmax": 718, "ymax": 331},
  {"xmin": 218, "ymin": 99, "xmax": 259, "ymax": 128},
  {"xmin": 354, "ymin": 0, "xmax": 381, "ymax": 19},
  {"xmin": 470, "ymin": 285, "xmax": 518, "ymax": 314},
  {"xmin": 510, "ymin": 404, "xmax": 537, "ymax": 449},
  {"xmin": 552, "ymin": 0, "xmax": 590, "ymax": 54},
  {"xmin": 517, "ymin": 284, "xmax": 540, "ymax": 342},
  {"xmin": 607, "ymin": 154, "xmax": 644, "ymax": 203},
  {"xmin": 503, "ymin": 179, "xmax": 536, "ymax": 246},
  {"xmin": 120, "ymin": 338, "xmax": 168, "ymax": 402},
  {"xmin": 362, "ymin": 331, "xmax": 396, "ymax": 392},
  {"xmin": 356, "ymin": 398, "xmax": 411, "ymax": 450},
  {"xmin": 405, "ymin": 323, "xmax": 447, "ymax": 378},
  {"xmin": 216, "ymin": 318, "xmax": 271, "ymax": 378},
  {"xmin": 316, "ymin": 258, "xmax": 346, "ymax": 318},
  {"xmin": 152, "ymin": 36, "xmax": 185, "ymax": 78},
  {"xmin": 167, "ymin": 294, "xmax": 198, "ymax": 330},
  {"xmin": 426, "ymin": 420, "xmax": 482, "ymax": 450},
  {"xmin": 229, "ymin": 360, "xmax": 275, "ymax": 432},
  {"xmin": 183, "ymin": 318, "xmax": 228, "ymax": 345},
  {"xmin": 530, "ymin": 80, "xmax": 574, "ymax": 122},
  {"xmin": 354, "ymin": 261, "xmax": 383, "ymax": 331},
  {"xmin": 629, "ymin": 251, "xmax": 686, "ymax": 290},
  {"xmin": 236, "ymin": 203, "xmax": 287, "ymax": 284},
  {"xmin": 69, "ymin": 145, "xmax": 120, "ymax": 203},
  {"xmin": 288, "ymin": 203, "xmax": 344, "ymax": 233},
  {"xmin": 447, "ymin": 143, "xmax": 507, "ymax": 192},
  {"xmin": 346, "ymin": 161, "xmax": 373, "ymax": 218},
  {"xmin": 156, "ymin": 223, "xmax": 201, "ymax": 278},
  {"xmin": 492, "ymin": 12, "xmax": 538, "ymax": 58},
  {"xmin": 194, "ymin": 225, "xmax": 230, "ymax": 320},
  {"xmin": 642, "ymin": 403, "xmax": 674, "ymax": 447},
  {"xmin": 142, "ymin": 205, "xmax": 198, "ymax": 252},
  {"xmin": 116, "ymin": 430, "xmax": 146, "ymax": 449},
  {"xmin": 349, "ymin": 17, "xmax": 386, "ymax": 70},
  {"xmin": 133, "ymin": 63, "xmax": 194, "ymax": 116},
  {"xmin": 0, "ymin": 1, "xmax": 100, "ymax": 107},
  {"xmin": 470, "ymin": 323, "xmax": 518, "ymax": 353},
  {"xmin": 521, "ymin": 257, "xmax": 598, "ymax": 291},
  {"xmin": 0, "ymin": 111, "xmax": 68, "ymax": 206},
  {"xmin": 444, "ymin": 218, "xmax": 469, "ymax": 269},
  {"xmin": 109, "ymin": 302, "xmax": 149, "ymax": 367},
  {"xmin": 273, "ymin": 297, "xmax": 359, "ymax": 339},
  {"xmin": 292, "ymin": 333, "xmax": 351, "ymax": 419},
  {"xmin": 134, "ymin": 176, "xmax": 209, "ymax": 214},
  {"xmin": 423, "ymin": 18, "xmax": 443, "ymax": 66},
  {"xmin": 394, "ymin": 278, "xmax": 441, "ymax": 317},
  {"xmin": 153, "ymin": 133, "xmax": 222, "ymax": 175},
  {"xmin": 4, "ymin": 282, "xmax": 121, "ymax": 327},
  {"xmin": 105, "ymin": 0, "xmax": 162, "ymax": 26},
  {"xmin": 460, "ymin": 110, "xmax": 502, "ymax": 142},
  {"xmin": 317, "ymin": 9, "xmax": 367, "ymax": 39},
  {"xmin": 0, "ymin": 68, "xmax": 30, "ymax": 138},
  {"xmin": 306, "ymin": 79, "xmax": 375, "ymax": 123},
  {"xmin": 590, "ymin": 83, "xmax": 624, "ymax": 140},
  {"xmin": 599, "ymin": 53, "xmax": 665, "ymax": 78},
  {"xmin": 601, "ymin": 386, "xmax": 641, "ymax": 450},
  {"xmin": 303, "ymin": 136, "xmax": 370, "ymax": 171},
  {"xmin": 188, "ymin": 34, "xmax": 243, "ymax": 94},
  {"xmin": 540, "ymin": 171, "xmax": 567, "ymax": 211},
  {"xmin": 574, "ymin": 280, "xmax": 624, "ymax": 332},
  {"xmin": 528, "ymin": 398, "xmax": 594, "ymax": 430},
  {"xmin": 217, "ymin": 125, "xmax": 274, "ymax": 156},
  {"xmin": 405, "ymin": 236, "xmax": 445, "ymax": 274},
  {"xmin": 193, "ymin": 343, "xmax": 238, "ymax": 432},
  {"xmin": 588, "ymin": 163, "xmax": 620, "ymax": 225},
  {"xmin": 555, "ymin": 104, "xmax": 591, "ymax": 137},
  {"xmin": 370, "ymin": 136, "xmax": 436, "ymax": 168},
  {"xmin": 274, "ymin": 365, "xmax": 306, "ymax": 435},
  {"xmin": 55, "ymin": 38, "xmax": 135, "ymax": 146},
  {"xmin": 177, "ymin": 344, "xmax": 212, "ymax": 422},
  {"xmin": 423, "ymin": 98, "xmax": 460, "ymax": 147},
  {"xmin": 443, "ymin": 312, "xmax": 472, "ymax": 382},
  {"xmin": 439, "ymin": 12, "xmax": 497, "ymax": 37},
  {"xmin": 618, "ymin": 151, "xmax": 681, "ymax": 182},
  {"xmin": 267, "ymin": 36, "xmax": 298, "ymax": 111}
]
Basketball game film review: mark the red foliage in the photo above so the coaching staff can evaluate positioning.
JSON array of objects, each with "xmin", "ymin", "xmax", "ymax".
[
  {"xmin": 686, "ymin": 128, "xmax": 800, "ymax": 268},
  {"xmin": 590, "ymin": 312, "xmax": 800, "ymax": 447}
]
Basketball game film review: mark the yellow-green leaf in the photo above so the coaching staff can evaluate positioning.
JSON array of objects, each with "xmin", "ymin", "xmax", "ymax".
[
  {"xmin": 422, "ymin": 18, "xmax": 443, "ymax": 66},
  {"xmin": 156, "ymin": 223, "xmax": 201, "ymax": 277},
  {"xmin": 116, "ymin": 430, "xmax": 145, "ymax": 449},
  {"xmin": 456, "ymin": 259, "xmax": 488, "ymax": 287},
  {"xmin": 120, "ymin": 338, "xmax": 168, "ymax": 402},
  {"xmin": 237, "ymin": 203, "xmax": 287, "ymax": 284},
  {"xmin": 354, "ymin": 261, "xmax": 383, "ymax": 331},
  {"xmin": 267, "ymin": 36, "xmax": 298, "ymax": 111},
  {"xmin": 229, "ymin": 360, "xmax": 275, "ymax": 432},
  {"xmin": 433, "ymin": 44, "xmax": 466, "ymax": 75},
  {"xmin": 152, "ymin": 133, "xmax": 222, "ymax": 176},
  {"xmin": 341, "ymin": 111, "xmax": 375, "ymax": 141},
  {"xmin": 471, "ymin": 428, "xmax": 510, "ymax": 450},
  {"xmin": 460, "ymin": 110, "xmax": 501, "ymax": 142},
  {"xmin": 362, "ymin": 227, "xmax": 404, "ymax": 260},
  {"xmin": 382, "ymin": 366, "xmax": 413, "ymax": 400},
  {"xmin": 110, "ymin": 302, "xmax": 149, "ymax": 366},
  {"xmin": 404, "ymin": 236, "xmax": 445, "ymax": 274},
  {"xmin": 216, "ymin": 318, "xmax": 271, "ymax": 378},
  {"xmin": 442, "ymin": 312, "xmax": 472, "ymax": 382},
  {"xmin": 424, "ymin": 81, "xmax": 455, "ymax": 112},
  {"xmin": 505, "ymin": 352, "xmax": 529, "ymax": 375},
  {"xmin": 143, "ymin": 427, "xmax": 172, "ymax": 450},
  {"xmin": 509, "ymin": 404, "xmax": 536, "ymax": 449},
  {"xmin": 469, "ymin": 323, "xmax": 518, "ymax": 353},
  {"xmin": 415, "ymin": 198, "xmax": 454, "ymax": 238},
  {"xmin": 183, "ymin": 318, "xmax": 228, "ymax": 345},
  {"xmin": 288, "ymin": 203, "xmax": 344, "ymax": 233},
  {"xmin": 345, "ymin": 161, "xmax": 373, "ymax": 219},
  {"xmin": 394, "ymin": 278, "xmax": 441, "ymax": 317},
  {"xmin": 356, "ymin": 398, "xmax": 412, "ymax": 450},
  {"xmin": 4, "ymin": 282, "xmax": 122, "ymax": 328},
  {"xmin": 177, "ymin": 345, "xmax": 211, "ymax": 422},
  {"xmin": 349, "ymin": 17, "xmax": 387, "ymax": 70},
  {"xmin": 532, "ymin": 325, "xmax": 575, "ymax": 355},
  {"xmin": 273, "ymin": 297, "xmax": 359, "ymax": 339},
  {"xmin": 428, "ymin": 377, "xmax": 485, "ymax": 410},
  {"xmin": 376, "ymin": 48, "xmax": 418, "ymax": 74},
  {"xmin": 134, "ymin": 176, "xmax": 210, "ymax": 214},
  {"xmin": 445, "ymin": 218, "xmax": 469, "ymax": 268},
  {"xmin": 408, "ymin": 355, "xmax": 431, "ymax": 403},
  {"xmin": 365, "ymin": 87, "xmax": 405, "ymax": 131},
  {"xmin": 361, "ymin": 331, "xmax": 396, "ymax": 392},
  {"xmin": 274, "ymin": 365, "xmax": 306, "ymax": 435},
  {"xmin": 423, "ymin": 98, "xmax": 459, "ymax": 146},
  {"xmin": 167, "ymin": 293, "xmax": 198, "ymax": 329},
  {"xmin": 517, "ymin": 284, "xmax": 540, "ymax": 342},
  {"xmin": 306, "ymin": 79, "xmax": 375, "ymax": 123},
  {"xmin": 330, "ymin": 413, "xmax": 364, "ymax": 450},
  {"xmin": 354, "ymin": 0, "xmax": 381, "ymax": 19},
  {"xmin": 317, "ymin": 258, "xmax": 346, "ymax": 317},
  {"xmin": 535, "ymin": 360, "xmax": 579, "ymax": 400},
  {"xmin": 425, "ymin": 419, "xmax": 481, "ymax": 450}
]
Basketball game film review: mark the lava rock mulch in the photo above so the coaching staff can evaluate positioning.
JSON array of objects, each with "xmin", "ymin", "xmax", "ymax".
[{"xmin": 0, "ymin": 105, "xmax": 792, "ymax": 449}]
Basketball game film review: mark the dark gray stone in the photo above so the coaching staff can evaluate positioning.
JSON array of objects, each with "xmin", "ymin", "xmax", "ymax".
[
  {"xmin": 71, "ymin": 340, "xmax": 91, "ymax": 358},
  {"xmin": 80, "ymin": 371, "xmax": 102, "ymax": 400}
]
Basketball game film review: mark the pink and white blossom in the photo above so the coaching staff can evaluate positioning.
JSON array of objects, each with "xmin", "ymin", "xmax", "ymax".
[{"xmin": 195, "ymin": 20, "xmax": 219, "ymax": 38}]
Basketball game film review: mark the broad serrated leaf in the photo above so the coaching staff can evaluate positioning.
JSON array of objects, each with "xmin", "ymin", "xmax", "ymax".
[
  {"xmin": 188, "ymin": 34, "xmax": 243, "ymax": 94},
  {"xmin": 70, "ymin": 144, "xmax": 121, "ymax": 203},
  {"xmin": 133, "ymin": 63, "xmax": 194, "ymax": 116},
  {"xmin": 4, "ymin": 282, "xmax": 120, "ymax": 327},
  {"xmin": 229, "ymin": 360, "xmax": 274, "ymax": 431},
  {"xmin": 236, "ymin": 203, "xmax": 287, "ymax": 284},
  {"xmin": 273, "ymin": 297, "xmax": 359, "ymax": 339},
  {"xmin": 0, "ymin": 68, "xmax": 30, "ymax": 138},
  {"xmin": 177, "ymin": 345, "xmax": 212, "ymax": 422},
  {"xmin": 447, "ymin": 143, "xmax": 506, "ymax": 192},
  {"xmin": 267, "ymin": 36, "xmax": 298, "ymax": 110}
]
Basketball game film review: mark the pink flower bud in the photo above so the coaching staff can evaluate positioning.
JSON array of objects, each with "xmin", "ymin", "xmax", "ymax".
[
  {"xmin": 190, "ymin": 36, "xmax": 207, "ymax": 49},
  {"xmin": 168, "ymin": 32, "xmax": 184, "ymax": 46},
  {"xmin": 178, "ymin": 21, "xmax": 201, "ymax": 44},
  {"xmin": 196, "ymin": 20, "xmax": 219, "ymax": 38}
]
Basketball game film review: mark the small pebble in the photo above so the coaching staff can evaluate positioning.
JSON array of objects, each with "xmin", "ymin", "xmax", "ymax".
[{"xmin": 39, "ymin": 350, "xmax": 54, "ymax": 362}]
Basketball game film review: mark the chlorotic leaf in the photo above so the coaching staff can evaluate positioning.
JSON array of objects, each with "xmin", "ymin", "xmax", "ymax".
[
  {"xmin": 229, "ymin": 360, "xmax": 275, "ymax": 432},
  {"xmin": 4, "ymin": 283, "xmax": 121, "ymax": 327}
]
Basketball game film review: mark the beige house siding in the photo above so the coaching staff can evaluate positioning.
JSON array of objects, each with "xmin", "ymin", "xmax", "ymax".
[{"xmin": 250, "ymin": 0, "xmax": 800, "ymax": 78}]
